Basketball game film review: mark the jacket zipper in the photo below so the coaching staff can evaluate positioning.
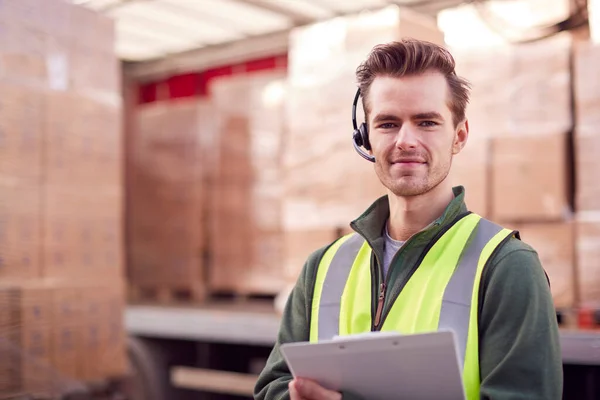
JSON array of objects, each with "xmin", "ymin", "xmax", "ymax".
[
  {"xmin": 352, "ymin": 224, "xmax": 420, "ymax": 331},
  {"xmin": 372, "ymin": 229, "xmax": 428, "ymax": 331},
  {"xmin": 374, "ymin": 282, "xmax": 386, "ymax": 327}
]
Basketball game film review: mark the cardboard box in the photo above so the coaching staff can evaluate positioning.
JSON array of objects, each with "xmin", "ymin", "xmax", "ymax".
[
  {"xmin": 0, "ymin": 82, "xmax": 43, "ymax": 181},
  {"xmin": 575, "ymin": 126, "xmax": 600, "ymax": 212},
  {"xmin": 45, "ymin": 92, "xmax": 122, "ymax": 186},
  {"xmin": 0, "ymin": 18, "xmax": 46, "ymax": 86},
  {"xmin": 574, "ymin": 42, "xmax": 600, "ymax": 127},
  {"xmin": 575, "ymin": 217, "xmax": 600, "ymax": 305},
  {"xmin": 0, "ymin": 283, "xmax": 53, "ymax": 397},
  {"xmin": 128, "ymin": 100, "xmax": 207, "ymax": 291},
  {"xmin": 42, "ymin": 184, "xmax": 123, "ymax": 281},
  {"xmin": 510, "ymin": 34, "xmax": 572, "ymax": 135},
  {"xmin": 491, "ymin": 132, "xmax": 571, "ymax": 222},
  {"xmin": 208, "ymin": 73, "xmax": 287, "ymax": 296},
  {"xmin": 517, "ymin": 222, "xmax": 576, "ymax": 308},
  {"xmin": 449, "ymin": 136, "xmax": 489, "ymax": 217},
  {"xmin": 50, "ymin": 285, "xmax": 83, "ymax": 381},
  {"xmin": 0, "ymin": 180, "xmax": 42, "ymax": 280},
  {"xmin": 98, "ymin": 282, "xmax": 127, "ymax": 378},
  {"xmin": 453, "ymin": 47, "xmax": 513, "ymax": 137}
]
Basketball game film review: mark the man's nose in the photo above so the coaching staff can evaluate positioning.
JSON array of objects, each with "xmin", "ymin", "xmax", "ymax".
[{"xmin": 395, "ymin": 125, "xmax": 418, "ymax": 150}]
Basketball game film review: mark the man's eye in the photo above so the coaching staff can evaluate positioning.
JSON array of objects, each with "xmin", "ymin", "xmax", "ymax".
[
  {"xmin": 419, "ymin": 121, "xmax": 438, "ymax": 127},
  {"xmin": 378, "ymin": 123, "xmax": 396, "ymax": 129}
]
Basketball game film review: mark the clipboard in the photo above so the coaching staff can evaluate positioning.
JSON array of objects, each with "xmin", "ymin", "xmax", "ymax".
[{"xmin": 280, "ymin": 330, "xmax": 466, "ymax": 400}]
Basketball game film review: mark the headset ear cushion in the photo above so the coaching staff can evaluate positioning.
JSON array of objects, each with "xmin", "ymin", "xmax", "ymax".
[
  {"xmin": 353, "ymin": 129, "xmax": 363, "ymax": 147},
  {"xmin": 360, "ymin": 123, "xmax": 371, "ymax": 151}
]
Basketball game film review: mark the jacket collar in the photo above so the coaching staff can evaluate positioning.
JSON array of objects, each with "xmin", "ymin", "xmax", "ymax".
[{"xmin": 349, "ymin": 186, "xmax": 469, "ymax": 256}]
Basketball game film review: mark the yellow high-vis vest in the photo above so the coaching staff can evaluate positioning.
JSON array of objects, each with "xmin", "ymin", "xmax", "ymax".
[{"xmin": 309, "ymin": 213, "xmax": 516, "ymax": 400}]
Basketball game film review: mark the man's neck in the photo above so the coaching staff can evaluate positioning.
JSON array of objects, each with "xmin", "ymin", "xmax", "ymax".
[{"xmin": 386, "ymin": 181, "xmax": 455, "ymax": 242}]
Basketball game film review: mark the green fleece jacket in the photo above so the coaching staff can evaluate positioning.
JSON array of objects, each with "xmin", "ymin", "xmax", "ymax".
[{"xmin": 254, "ymin": 186, "xmax": 563, "ymax": 400}]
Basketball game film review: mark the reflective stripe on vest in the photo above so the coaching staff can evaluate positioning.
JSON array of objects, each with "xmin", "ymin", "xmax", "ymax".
[{"xmin": 309, "ymin": 213, "xmax": 515, "ymax": 400}]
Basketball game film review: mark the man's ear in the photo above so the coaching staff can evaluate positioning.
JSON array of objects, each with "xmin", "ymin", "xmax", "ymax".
[{"xmin": 452, "ymin": 119, "xmax": 469, "ymax": 155}]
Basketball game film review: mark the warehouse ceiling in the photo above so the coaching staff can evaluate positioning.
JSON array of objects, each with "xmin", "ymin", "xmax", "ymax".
[{"xmin": 70, "ymin": 0, "xmax": 465, "ymax": 62}]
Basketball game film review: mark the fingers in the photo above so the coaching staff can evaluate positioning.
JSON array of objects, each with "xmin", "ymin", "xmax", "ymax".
[
  {"xmin": 289, "ymin": 380, "xmax": 307, "ymax": 400},
  {"xmin": 289, "ymin": 379, "xmax": 342, "ymax": 400}
]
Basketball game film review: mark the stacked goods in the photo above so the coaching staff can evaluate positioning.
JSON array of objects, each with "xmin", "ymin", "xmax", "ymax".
[
  {"xmin": 449, "ymin": 46, "xmax": 514, "ymax": 217},
  {"xmin": 489, "ymin": 34, "xmax": 573, "ymax": 222},
  {"xmin": 438, "ymin": 4, "xmax": 576, "ymax": 309},
  {"xmin": 208, "ymin": 72, "xmax": 287, "ymax": 296},
  {"xmin": 128, "ymin": 99, "xmax": 210, "ymax": 301},
  {"xmin": 573, "ymin": 42, "xmax": 600, "ymax": 308},
  {"xmin": 129, "ymin": 99, "xmax": 213, "ymax": 300},
  {"xmin": 283, "ymin": 6, "xmax": 445, "ymax": 282},
  {"xmin": 489, "ymin": 35, "xmax": 575, "ymax": 311},
  {"xmin": 0, "ymin": 0, "xmax": 127, "ymax": 396},
  {"xmin": 0, "ymin": 281, "xmax": 127, "ymax": 398}
]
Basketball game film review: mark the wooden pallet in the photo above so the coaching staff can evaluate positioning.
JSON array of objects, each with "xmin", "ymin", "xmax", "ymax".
[
  {"xmin": 557, "ymin": 308, "xmax": 578, "ymax": 328},
  {"xmin": 128, "ymin": 284, "xmax": 207, "ymax": 304},
  {"xmin": 557, "ymin": 307, "xmax": 600, "ymax": 330},
  {"xmin": 209, "ymin": 290, "xmax": 276, "ymax": 303}
]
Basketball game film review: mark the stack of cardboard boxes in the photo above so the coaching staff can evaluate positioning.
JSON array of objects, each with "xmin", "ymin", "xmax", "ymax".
[
  {"xmin": 282, "ymin": 6, "xmax": 445, "ymax": 281},
  {"xmin": 441, "ymin": 0, "xmax": 599, "ymax": 312},
  {"xmin": 129, "ymin": 99, "xmax": 209, "ymax": 301},
  {"xmin": 0, "ymin": 0, "xmax": 126, "ymax": 397},
  {"xmin": 129, "ymin": 69, "xmax": 288, "ymax": 300},
  {"xmin": 208, "ymin": 72, "xmax": 287, "ymax": 296},
  {"xmin": 574, "ymin": 40, "xmax": 600, "ymax": 309}
]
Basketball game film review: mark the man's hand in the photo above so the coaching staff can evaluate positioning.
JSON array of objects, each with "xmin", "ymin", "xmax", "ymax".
[{"xmin": 289, "ymin": 378, "xmax": 342, "ymax": 400}]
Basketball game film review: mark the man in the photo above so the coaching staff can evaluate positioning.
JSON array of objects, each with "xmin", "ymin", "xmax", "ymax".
[{"xmin": 254, "ymin": 38, "xmax": 562, "ymax": 400}]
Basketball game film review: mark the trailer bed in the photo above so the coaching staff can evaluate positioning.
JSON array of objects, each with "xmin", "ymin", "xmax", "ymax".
[{"xmin": 125, "ymin": 303, "xmax": 600, "ymax": 365}]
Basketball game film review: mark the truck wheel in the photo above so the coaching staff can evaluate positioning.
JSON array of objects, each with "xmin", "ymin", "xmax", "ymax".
[{"xmin": 127, "ymin": 336, "xmax": 172, "ymax": 400}]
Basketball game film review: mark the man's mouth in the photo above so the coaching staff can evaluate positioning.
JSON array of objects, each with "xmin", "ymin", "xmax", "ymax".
[{"xmin": 392, "ymin": 158, "xmax": 426, "ymax": 164}]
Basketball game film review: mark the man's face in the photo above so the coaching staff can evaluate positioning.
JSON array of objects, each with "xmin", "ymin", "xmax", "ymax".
[{"xmin": 366, "ymin": 71, "xmax": 468, "ymax": 197}]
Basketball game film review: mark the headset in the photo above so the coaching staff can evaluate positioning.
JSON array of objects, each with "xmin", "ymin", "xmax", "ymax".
[{"xmin": 351, "ymin": 88, "xmax": 376, "ymax": 163}]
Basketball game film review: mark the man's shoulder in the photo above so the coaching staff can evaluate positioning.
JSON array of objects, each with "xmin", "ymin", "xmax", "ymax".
[{"xmin": 482, "ymin": 233, "xmax": 549, "ymax": 294}]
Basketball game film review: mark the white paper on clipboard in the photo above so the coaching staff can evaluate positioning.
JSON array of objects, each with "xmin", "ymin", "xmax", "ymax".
[{"xmin": 280, "ymin": 330, "xmax": 466, "ymax": 400}]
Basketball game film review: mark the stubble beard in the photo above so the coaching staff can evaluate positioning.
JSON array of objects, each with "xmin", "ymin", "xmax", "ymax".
[{"xmin": 375, "ymin": 153, "xmax": 453, "ymax": 198}]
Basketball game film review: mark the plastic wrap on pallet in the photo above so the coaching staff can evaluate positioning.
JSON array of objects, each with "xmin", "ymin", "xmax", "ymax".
[
  {"xmin": 491, "ymin": 131, "xmax": 571, "ymax": 222},
  {"xmin": 450, "ymin": 35, "xmax": 573, "ymax": 222},
  {"xmin": 208, "ymin": 72, "xmax": 286, "ymax": 296},
  {"xmin": 448, "ymin": 135, "xmax": 490, "ymax": 217},
  {"xmin": 42, "ymin": 184, "xmax": 123, "ymax": 282},
  {"xmin": 0, "ymin": 179, "xmax": 42, "ymax": 281},
  {"xmin": 44, "ymin": 91, "xmax": 122, "ymax": 187},
  {"xmin": 510, "ymin": 33, "xmax": 572, "ymax": 135},
  {"xmin": 128, "ymin": 100, "xmax": 208, "ymax": 292},
  {"xmin": 575, "ymin": 126, "xmax": 600, "ymax": 212},
  {"xmin": 575, "ymin": 214, "xmax": 600, "ymax": 306},
  {"xmin": 0, "ymin": 81, "xmax": 44, "ymax": 182},
  {"xmin": 574, "ymin": 42, "xmax": 600, "ymax": 127},
  {"xmin": 0, "ymin": 282, "xmax": 54, "ymax": 397},
  {"xmin": 0, "ymin": 1, "xmax": 127, "ymax": 393},
  {"xmin": 0, "ymin": 280, "xmax": 128, "ymax": 398}
]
